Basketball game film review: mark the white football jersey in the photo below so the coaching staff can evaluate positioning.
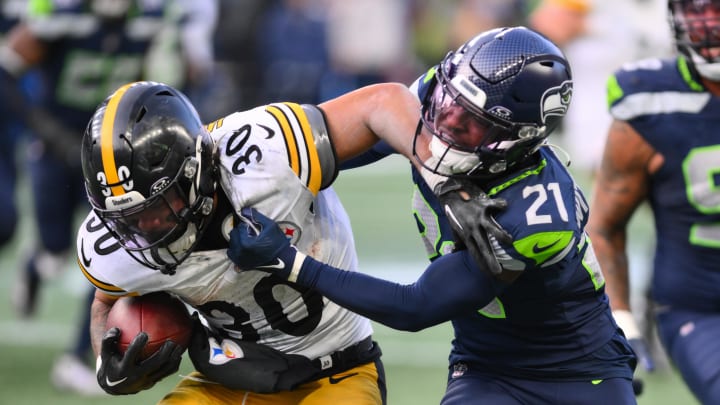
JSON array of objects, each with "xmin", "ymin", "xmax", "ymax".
[{"xmin": 77, "ymin": 102, "xmax": 372, "ymax": 359}]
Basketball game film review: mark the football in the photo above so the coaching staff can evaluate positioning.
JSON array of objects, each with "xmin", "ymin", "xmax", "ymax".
[{"xmin": 105, "ymin": 292, "xmax": 193, "ymax": 360}]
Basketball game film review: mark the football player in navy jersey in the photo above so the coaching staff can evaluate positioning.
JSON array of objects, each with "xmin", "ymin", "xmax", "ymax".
[
  {"xmin": 0, "ymin": 0, "xmax": 32, "ymax": 250},
  {"xmin": 229, "ymin": 26, "xmax": 638, "ymax": 404},
  {"xmin": 0, "ymin": 0, "xmax": 217, "ymax": 395},
  {"xmin": 588, "ymin": 1, "xmax": 720, "ymax": 404}
]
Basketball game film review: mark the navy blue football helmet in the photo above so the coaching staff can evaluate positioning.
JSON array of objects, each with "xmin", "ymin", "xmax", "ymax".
[
  {"xmin": 81, "ymin": 81, "xmax": 217, "ymax": 274},
  {"xmin": 416, "ymin": 26, "xmax": 573, "ymax": 179},
  {"xmin": 669, "ymin": 0, "xmax": 720, "ymax": 80}
]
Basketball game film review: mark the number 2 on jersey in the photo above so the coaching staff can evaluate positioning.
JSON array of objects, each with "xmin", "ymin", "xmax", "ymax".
[
  {"xmin": 523, "ymin": 182, "xmax": 569, "ymax": 225},
  {"xmin": 684, "ymin": 146, "xmax": 720, "ymax": 248}
]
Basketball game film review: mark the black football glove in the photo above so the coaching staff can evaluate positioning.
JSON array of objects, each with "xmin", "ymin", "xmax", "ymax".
[
  {"xmin": 435, "ymin": 177, "xmax": 512, "ymax": 277},
  {"xmin": 227, "ymin": 208, "xmax": 304, "ymax": 280},
  {"xmin": 96, "ymin": 327, "xmax": 184, "ymax": 395}
]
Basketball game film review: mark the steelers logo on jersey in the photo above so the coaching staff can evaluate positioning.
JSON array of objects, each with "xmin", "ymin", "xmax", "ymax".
[{"xmin": 277, "ymin": 221, "xmax": 301, "ymax": 245}]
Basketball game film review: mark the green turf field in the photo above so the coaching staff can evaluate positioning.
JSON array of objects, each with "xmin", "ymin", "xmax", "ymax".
[{"xmin": 0, "ymin": 156, "xmax": 700, "ymax": 404}]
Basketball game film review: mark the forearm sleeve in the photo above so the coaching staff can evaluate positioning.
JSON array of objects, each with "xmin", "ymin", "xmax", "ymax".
[
  {"xmin": 339, "ymin": 140, "xmax": 395, "ymax": 170},
  {"xmin": 297, "ymin": 251, "xmax": 502, "ymax": 331}
]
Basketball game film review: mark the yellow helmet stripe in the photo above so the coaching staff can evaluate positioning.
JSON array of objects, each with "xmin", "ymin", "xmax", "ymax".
[{"xmin": 101, "ymin": 83, "xmax": 135, "ymax": 196}]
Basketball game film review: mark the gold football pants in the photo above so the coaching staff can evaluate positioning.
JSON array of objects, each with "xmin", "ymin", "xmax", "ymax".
[{"xmin": 158, "ymin": 361, "xmax": 385, "ymax": 405}]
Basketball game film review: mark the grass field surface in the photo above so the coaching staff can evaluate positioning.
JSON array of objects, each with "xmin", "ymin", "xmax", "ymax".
[{"xmin": 0, "ymin": 156, "xmax": 699, "ymax": 404}]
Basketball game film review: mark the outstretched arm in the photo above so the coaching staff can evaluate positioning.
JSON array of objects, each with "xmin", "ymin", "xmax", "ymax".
[
  {"xmin": 299, "ymin": 248, "xmax": 501, "ymax": 331},
  {"xmin": 319, "ymin": 83, "xmax": 422, "ymax": 165},
  {"xmin": 228, "ymin": 208, "xmax": 505, "ymax": 331}
]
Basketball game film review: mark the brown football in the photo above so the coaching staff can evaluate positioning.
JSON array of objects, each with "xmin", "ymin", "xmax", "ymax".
[{"xmin": 105, "ymin": 292, "xmax": 192, "ymax": 360}]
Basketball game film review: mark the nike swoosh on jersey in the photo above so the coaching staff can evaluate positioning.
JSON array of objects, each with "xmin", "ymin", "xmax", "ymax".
[
  {"xmin": 105, "ymin": 376, "xmax": 128, "ymax": 387},
  {"xmin": 328, "ymin": 372, "xmax": 359, "ymax": 384},
  {"xmin": 257, "ymin": 258, "xmax": 285, "ymax": 270},
  {"xmin": 531, "ymin": 239, "xmax": 561, "ymax": 254},
  {"xmin": 80, "ymin": 239, "xmax": 92, "ymax": 267},
  {"xmin": 258, "ymin": 123, "xmax": 275, "ymax": 139}
]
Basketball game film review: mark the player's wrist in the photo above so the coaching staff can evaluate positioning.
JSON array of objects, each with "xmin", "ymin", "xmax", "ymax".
[
  {"xmin": 276, "ymin": 245, "xmax": 306, "ymax": 282},
  {"xmin": 612, "ymin": 309, "xmax": 641, "ymax": 340}
]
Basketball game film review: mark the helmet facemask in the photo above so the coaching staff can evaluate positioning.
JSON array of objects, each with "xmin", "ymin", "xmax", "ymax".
[
  {"xmin": 670, "ymin": 0, "xmax": 720, "ymax": 80},
  {"xmin": 91, "ymin": 156, "xmax": 214, "ymax": 274},
  {"xmin": 413, "ymin": 27, "xmax": 572, "ymax": 181},
  {"xmin": 415, "ymin": 54, "xmax": 550, "ymax": 180}
]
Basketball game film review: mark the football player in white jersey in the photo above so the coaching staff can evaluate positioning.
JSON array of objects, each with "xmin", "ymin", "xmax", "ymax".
[{"xmin": 78, "ymin": 80, "xmax": 421, "ymax": 403}]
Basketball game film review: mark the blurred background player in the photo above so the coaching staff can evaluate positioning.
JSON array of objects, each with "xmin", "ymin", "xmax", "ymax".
[
  {"xmin": 0, "ymin": 0, "xmax": 217, "ymax": 395},
  {"xmin": 588, "ymin": 1, "xmax": 720, "ymax": 404},
  {"xmin": 230, "ymin": 27, "xmax": 638, "ymax": 404},
  {"xmin": 447, "ymin": 0, "xmax": 588, "ymax": 50},
  {"xmin": 0, "ymin": 0, "xmax": 33, "ymax": 250},
  {"xmin": 557, "ymin": 0, "xmax": 672, "ymax": 176}
]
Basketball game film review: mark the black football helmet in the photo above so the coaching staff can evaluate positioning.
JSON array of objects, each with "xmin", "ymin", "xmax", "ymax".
[
  {"xmin": 415, "ymin": 26, "xmax": 573, "ymax": 180},
  {"xmin": 669, "ymin": 0, "xmax": 720, "ymax": 80},
  {"xmin": 82, "ymin": 81, "xmax": 217, "ymax": 274}
]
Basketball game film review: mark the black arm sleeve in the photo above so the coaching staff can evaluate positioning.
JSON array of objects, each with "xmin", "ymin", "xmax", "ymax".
[{"xmin": 296, "ymin": 250, "xmax": 505, "ymax": 331}]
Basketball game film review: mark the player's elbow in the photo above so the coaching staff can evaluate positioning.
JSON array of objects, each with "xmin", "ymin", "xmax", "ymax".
[{"xmin": 379, "ymin": 311, "xmax": 439, "ymax": 332}]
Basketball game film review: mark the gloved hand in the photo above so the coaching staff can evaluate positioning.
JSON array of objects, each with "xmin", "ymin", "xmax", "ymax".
[
  {"xmin": 227, "ymin": 208, "xmax": 306, "ymax": 281},
  {"xmin": 435, "ymin": 177, "xmax": 512, "ymax": 277},
  {"xmin": 96, "ymin": 327, "xmax": 184, "ymax": 395},
  {"xmin": 613, "ymin": 309, "xmax": 655, "ymax": 372}
]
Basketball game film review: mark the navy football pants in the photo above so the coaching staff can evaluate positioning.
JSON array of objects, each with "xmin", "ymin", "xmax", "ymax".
[
  {"xmin": 657, "ymin": 309, "xmax": 720, "ymax": 405},
  {"xmin": 441, "ymin": 367, "xmax": 635, "ymax": 405}
]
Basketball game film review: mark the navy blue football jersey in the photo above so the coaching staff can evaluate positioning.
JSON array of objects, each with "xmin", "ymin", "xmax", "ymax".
[
  {"xmin": 608, "ymin": 57, "xmax": 720, "ymax": 312},
  {"xmin": 329, "ymin": 69, "xmax": 633, "ymax": 381},
  {"xmin": 446, "ymin": 147, "xmax": 623, "ymax": 379},
  {"xmin": 25, "ymin": 0, "xmax": 166, "ymax": 131},
  {"xmin": 322, "ymin": 145, "xmax": 632, "ymax": 380}
]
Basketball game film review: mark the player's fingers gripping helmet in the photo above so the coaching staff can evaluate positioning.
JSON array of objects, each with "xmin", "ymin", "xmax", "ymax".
[
  {"xmin": 415, "ymin": 26, "xmax": 573, "ymax": 179},
  {"xmin": 669, "ymin": 0, "xmax": 720, "ymax": 80},
  {"xmin": 82, "ymin": 81, "xmax": 217, "ymax": 274}
]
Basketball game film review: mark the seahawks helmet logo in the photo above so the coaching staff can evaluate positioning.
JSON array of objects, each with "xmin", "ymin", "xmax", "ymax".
[{"xmin": 541, "ymin": 80, "xmax": 573, "ymax": 123}]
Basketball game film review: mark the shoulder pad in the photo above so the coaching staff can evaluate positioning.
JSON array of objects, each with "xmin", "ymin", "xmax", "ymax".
[
  {"xmin": 608, "ymin": 57, "xmax": 710, "ymax": 120},
  {"xmin": 301, "ymin": 104, "xmax": 338, "ymax": 189}
]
